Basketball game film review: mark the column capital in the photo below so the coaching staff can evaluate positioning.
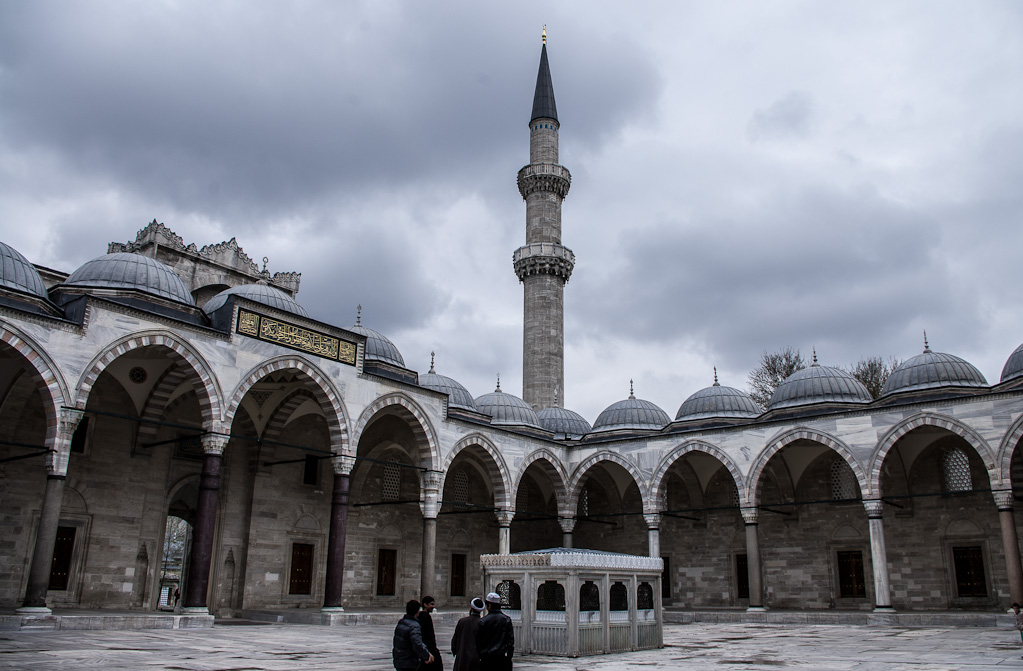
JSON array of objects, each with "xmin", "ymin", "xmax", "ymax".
[
  {"xmin": 993, "ymin": 489, "xmax": 1015, "ymax": 511},
  {"xmin": 863, "ymin": 499, "xmax": 884, "ymax": 519},
  {"xmin": 643, "ymin": 513, "xmax": 661, "ymax": 530},
  {"xmin": 332, "ymin": 454, "xmax": 355, "ymax": 476},
  {"xmin": 200, "ymin": 434, "xmax": 229, "ymax": 455},
  {"xmin": 558, "ymin": 516, "xmax": 576, "ymax": 534},
  {"xmin": 58, "ymin": 407, "xmax": 84, "ymax": 437},
  {"xmin": 495, "ymin": 509, "xmax": 515, "ymax": 527},
  {"xmin": 740, "ymin": 507, "xmax": 759, "ymax": 525}
]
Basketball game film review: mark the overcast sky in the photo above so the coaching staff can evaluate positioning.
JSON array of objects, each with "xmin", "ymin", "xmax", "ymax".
[{"xmin": 2, "ymin": 1, "xmax": 1021, "ymax": 423}]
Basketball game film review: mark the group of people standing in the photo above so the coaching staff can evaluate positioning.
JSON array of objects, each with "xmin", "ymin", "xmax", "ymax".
[{"xmin": 393, "ymin": 592, "xmax": 515, "ymax": 671}]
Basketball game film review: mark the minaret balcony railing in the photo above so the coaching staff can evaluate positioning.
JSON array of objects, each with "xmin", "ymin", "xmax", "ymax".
[
  {"xmin": 513, "ymin": 243, "xmax": 575, "ymax": 282},
  {"xmin": 518, "ymin": 163, "xmax": 572, "ymax": 199}
]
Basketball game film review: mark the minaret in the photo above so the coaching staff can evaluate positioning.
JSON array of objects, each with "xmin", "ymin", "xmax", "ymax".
[{"xmin": 515, "ymin": 27, "xmax": 574, "ymax": 411}]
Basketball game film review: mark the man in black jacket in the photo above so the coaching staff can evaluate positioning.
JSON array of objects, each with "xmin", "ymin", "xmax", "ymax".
[
  {"xmin": 393, "ymin": 599, "xmax": 434, "ymax": 671},
  {"xmin": 476, "ymin": 592, "xmax": 514, "ymax": 671},
  {"xmin": 418, "ymin": 595, "xmax": 443, "ymax": 670},
  {"xmin": 451, "ymin": 597, "xmax": 485, "ymax": 671}
]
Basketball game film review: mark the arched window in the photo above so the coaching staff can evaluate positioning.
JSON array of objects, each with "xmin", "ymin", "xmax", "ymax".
[
  {"xmin": 637, "ymin": 582, "xmax": 654, "ymax": 610},
  {"xmin": 497, "ymin": 580, "xmax": 521, "ymax": 610},
  {"xmin": 382, "ymin": 458, "xmax": 401, "ymax": 501},
  {"xmin": 610, "ymin": 582, "xmax": 628, "ymax": 611},
  {"xmin": 942, "ymin": 447, "xmax": 972, "ymax": 493},
  {"xmin": 579, "ymin": 580, "xmax": 600, "ymax": 611},
  {"xmin": 830, "ymin": 460, "xmax": 858, "ymax": 500},
  {"xmin": 536, "ymin": 580, "xmax": 565, "ymax": 611}
]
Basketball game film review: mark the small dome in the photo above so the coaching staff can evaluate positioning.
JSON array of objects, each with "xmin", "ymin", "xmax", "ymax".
[
  {"xmin": 1002, "ymin": 342, "xmax": 1023, "ymax": 383},
  {"xmin": 202, "ymin": 283, "xmax": 308, "ymax": 317},
  {"xmin": 419, "ymin": 355, "xmax": 476, "ymax": 410},
  {"xmin": 537, "ymin": 407, "xmax": 592, "ymax": 436},
  {"xmin": 0, "ymin": 241, "xmax": 47, "ymax": 298},
  {"xmin": 348, "ymin": 306, "xmax": 405, "ymax": 367},
  {"xmin": 768, "ymin": 357, "xmax": 872, "ymax": 411},
  {"xmin": 592, "ymin": 383, "xmax": 670, "ymax": 432},
  {"xmin": 676, "ymin": 371, "xmax": 760, "ymax": 421},
  {"xmin": 474, "ymin": 380, "xmax": 541, "ymax": 428},
  {"xmin": 63, "ymin": 252, "xmax": 194, "ymax": 305},
  {"xmin": 882, "ymin": 342, "xmax": 987, "ymax": 396}
]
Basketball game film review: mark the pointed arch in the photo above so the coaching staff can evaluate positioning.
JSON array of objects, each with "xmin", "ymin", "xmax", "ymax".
[
  {"xmin": 226, "ymin": 355, "xmax": 349, "ymax": 455},
  {"xmin": 515, "ymin": 448, "xmax": 571, "ymax": 515},
  {"xmin": 648, "ymin": 440, "xmax": 745, "ymax": 514},
  {"xmin": 747, "ymin": 427, "xmax": 866, "ymax": 505},
  {"xmin": 567, "ymin": 450, "xmax": 644, "ymax": 511},
  {"xmin": 0, "ymin": 321, "xmax": 71, "ymax": 448},
  {"xmin": 440, "ymin": 432, "xmax": 512, "ymax": 511},
  {"xmin": 870, "ymin": 412, "xmax": 996, "ymax": 496},
  {"xmin": 351, "ymin": 392, "xmax": 438, "ymax": 470},
  {"xmin": 75, "ymin": 330, "xmax": 223, "ymax": 432},
  {"xmin": 136, "ymin": 365, "xmax": 192, "ymax": 445},
  {"xmin": 997, "ymin": 412, "xmax": 1023, "ymax": 488},
  {"xmin": 262, "ymin": 389, "xmax": 319, "ymax": 442}
]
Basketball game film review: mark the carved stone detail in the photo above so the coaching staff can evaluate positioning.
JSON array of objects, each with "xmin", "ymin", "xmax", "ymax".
[
  {"xmin": 740, "ymin": 507, "xmax": 759, "ymax": 525},
  {"xmin": 201, "ymin": 434, "xmax": 229, "ymax": 455},
  {"xmin": 481, "ymin": 550, "xmax": 663, "ymax": 571},
  {"xmin": 993, "ymin": 489, "xmax": 1015, "ymax": 511},
  {"xmin": 495, "ymin": 509, "xmax": 515, "ymax": 527},
  {"xmin": 517, "ymin": 163, "xmax": 572, "ymax": 199},
  {"xmin": 863, "ymin": 499, "xmax": 885, "ymax": 519},
  {"xmin": 513, "ymin": 243, "xmax": 575, "ymax": 282},
  {"xmin": 333, "ymin": 454, "xmax": 356, "ymax": 476}
]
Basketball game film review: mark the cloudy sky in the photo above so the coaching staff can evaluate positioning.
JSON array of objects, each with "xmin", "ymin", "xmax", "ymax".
[{"xmin": 2, "ymin": 1, "xmax": 1021, "ymax": 423}]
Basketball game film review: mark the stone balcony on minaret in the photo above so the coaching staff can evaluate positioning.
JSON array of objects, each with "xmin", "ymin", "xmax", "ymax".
[
  {"xmin": 517, "ymin": 163, "xmax": 572, "ymax": 199},
  {"xmin": 513, "ymin": 242, "xmax": 574, "ymax": 282}
]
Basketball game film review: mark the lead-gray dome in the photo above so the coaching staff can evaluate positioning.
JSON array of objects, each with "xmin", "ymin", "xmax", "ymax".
[
  {"xmin": 0, "ymin": 241, "xmax": 47, "ymax": 298},
  {"xmin": 63, "ymin": 252, "xmax": 195, "ymax": 305},
  {"xmin": 768, "ymin": 360, "xmax": 872, "ymax": 411},
  {"xmin": 882, "ymin": 344, "xmax": 987, "ymax": 396},
  {"xmin": 348, "ymin": 308, "xmax": 405, "ymax": 367},
  {"xmin": 537, "ymin": 407, "xmax": 591, "ymax": 436},
  {"xmin": 592, "ymin": 385, "xmax": 670, "ymax": 432},
  {"xmin": 419, "ymin": 358, "xmax": 476, "ymax": 410},
  {"xmin": 1002, "ymin": 342, "xmax": 1023, "ymax": 383},
  {"xmin": 202, "ymin": 283, "xmax": 308, "ymax": 317},
  {"xmin": 474, "ymin": 382, "xmax": 541, "ymax": 428},
  {"xmin": 676, "ymin": 372, "xmax": 760, "ymax": 421}
]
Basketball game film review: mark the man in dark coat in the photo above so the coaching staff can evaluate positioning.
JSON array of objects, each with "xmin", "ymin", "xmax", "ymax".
[
  {"xmin": 451, "ymin": 597, "xmax": 485, "ymax": 671},
  {"xmin": 418, "ymin": 595, "xmax": 443, "ymax": 671},
  {"xmin": 476, "ymin": 592, "xmax": 514, "ymax": 671},
  {"xmin": 393, "ymin": 599, "xmax": 434, "ymax": 671}
]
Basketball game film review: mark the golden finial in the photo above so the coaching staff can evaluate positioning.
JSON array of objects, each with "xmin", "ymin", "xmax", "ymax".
[{"xmin": 542, "ymin": 25, "xmax": 547, "ymax": 45}]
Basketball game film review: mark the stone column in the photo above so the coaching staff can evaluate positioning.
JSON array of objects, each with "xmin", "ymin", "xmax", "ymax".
[
  {"xmin": 863, "ymin": 499, "xmax": 894, "ymax": 611},
  {"xmin": 558, "ymin": 516, "xmax": 576, "ymax": 548},
  {"xmin": 18, "ymin": 408, "xmax": 81, "ymax": 614},
  {"xmin": 182, "ymin": 434, "xmax": 228, "ymax": 613},
  {"xmin": 495, "ymin": 509, "xmax": 515, "ymax": 555},
  {"xmin": 741, "ymin": 507, "xmax": 765, "ymax": 611},
  {"xmin": 644, "ymin": 513, "xmax": 661, "ymax": 558},
  {"xmin": 994, "ymin": 490, "xmax": 1023, "ymax": 605},
  {"xmin": 419, "ymin": 470, "xmax": 442, "ymax": 599},
  {"xmin": 323, "ymin": 454, "xmax": 355, "ymax": 611}
]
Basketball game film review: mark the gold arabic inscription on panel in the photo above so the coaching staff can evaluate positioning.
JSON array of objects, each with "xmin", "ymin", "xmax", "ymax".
[{"xmin": 237, "ymin": 309, "xmax": 356, "ymax": 366}]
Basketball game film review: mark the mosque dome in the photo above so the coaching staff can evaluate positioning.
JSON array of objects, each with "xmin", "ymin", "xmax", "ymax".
[
  {"xmin": 1002, "ymin": 342, "xmax": 1023, "ymax": 383},
  {"xmin": 202, "ymin": 283, "xmax": 308, "ymax": 317},
  {"xmin": 62, "ymin": 252, "xmax": 194, "ymax": 305},
  {"xmin": 676, "ymin": 370, "xmax": 760, "ymax": 421},
  {"xmin": 768, "ymin": 356, "xmax": 872, "ymax": 411},
  {"xmin": 592, "ymin": 383, "xmax": 670, "ymax": 432},
  {"xmin": 348, "ymin": 306, "xmax": 405, "ymax": 367},
  {"xmin": 474, "ymin": 380, "xmax": 541, "ymax": 428},
  {"xmin": 882, "ymin": 340, "xmax": 987, "ymax": 396},
  {"xmin": 0, "ymin": 241, "xmax": 47, "ymax": 298},
  {"xmin": 418, "ymin": 355, "xmax": 476, "ymax": 410},
  {"xmin": 537, "ymin": 406, "xmax": 592, "ymax": 436}
]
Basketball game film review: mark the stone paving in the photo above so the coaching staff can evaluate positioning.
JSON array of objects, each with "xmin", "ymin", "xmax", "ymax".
[{"xmin": 1, "ymin": 620, "xmax": 1022, "ymax": 670}]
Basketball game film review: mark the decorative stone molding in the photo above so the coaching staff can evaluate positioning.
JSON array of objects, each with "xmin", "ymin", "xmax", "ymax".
[
  {"xmin": 740, "ymin": 507, "xmax": 759, "ymax": 525},
  {"xmin": 201, "ymin": 434, "xmax": 229, "ymax": 455},
  {"xmin": 863, "ymin": 499, "xmax": 884, "ymax": 519},
  {"xmin": 558, "ymin": 517, "xmax": 576, "ymax": 534},
  {"xmin": 420, "ymin": 470, "xmax": 443, "ymax": 518},
  {"xmin": 513, "ymin": 243, "xmax": 575, "ymax": 282},
  {"xmin": 495, "ymin": 509, "xmax": 515, "ymax": 527},
  {"xmin": 517, "ymin": 163, "xmax": 571, "ymax": 199},
  {"xmin": 993, "ymin": 489, "xmax": 1015, "ymax": 511},
  {"xmin": 643, "ymin": 513, "xmax": 661, "ymax": 530},
  {"xmin": 481, "ymin": 549, "xmax": 663, "ymax": 571},
  {"xmin": 333, "ymin": 454, "xmax": 356, "ymax": 476}
]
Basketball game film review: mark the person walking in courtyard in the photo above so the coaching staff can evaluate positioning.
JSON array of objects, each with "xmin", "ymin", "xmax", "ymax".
[
  {"xmin": 418, "ymin": 595, "xmax": 443, "ymax": 671},
  {"xmin": 451, "ymin": 597, "xmax": 485, "ymax": 671},
  {"xmin": 1013, "ymin": 602, "xmax": 1023, "ymax": 657},
  {"xmin": 393, "ymin": 599, "xmax": 434, "ymax": 671},
  {"xmin": 476, "ymin": 592, "xmax": 514, "ymax": 671}
]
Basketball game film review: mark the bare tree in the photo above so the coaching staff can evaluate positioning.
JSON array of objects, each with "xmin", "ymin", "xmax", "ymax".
[
  {"xmin": 748, "ymin": 347, "xmax": 806, "ymax": 410},
  {"xmin": 849, "ymin": 356, "xmax": 902, "ymax": 400}
]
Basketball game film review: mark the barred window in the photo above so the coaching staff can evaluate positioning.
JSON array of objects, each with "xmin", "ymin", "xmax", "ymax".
[
  {"xmin": 610, "ymin": 581, "xmax": 628, "ymax": 611},
  {"xmin": 637, "ymin": 582, "xmax": 654, "ymax": 610},
  {"xmin": 830, "ymin": 460, "xmax": 858, "ymax": 500},
  {"xmin": 579, "ymin": 580, "xmax": 600, "ymax": 611},
  {"xmin": 536, "ymin": 580, "xmax": 565, "ymax": 611},
  {"xmin": 942, "ymin": 448, "xmax": 972, "ymax": 493},
  {"xmin": 659, "ymin": 485, "xmax": 668, "ymax": 513},
  {"xmin": 382, "ymin": 459, "xmax": 401, "ymax": 501},
  {"xmin": 497, "ymin": 580, "xmax": 521, "ymax": 609},
  {"xmin": 452, "ymin": 469, "xmax": 470, "ymax": 506},
  {"xmin": 579, "ymin": 487, "xmax": 589, "ymax": 517}
]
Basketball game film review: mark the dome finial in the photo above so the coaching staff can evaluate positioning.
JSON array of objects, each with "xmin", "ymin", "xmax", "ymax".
[
  {"xmin": 542, "ymin": 25, "xmax": 547, "ymax": 45},
  {"xmin": 713, "ymin": 367, "xmax": 720, "ymax": 386},
  {"xmin": 356, "ymin": 304, "xmax": 362, "ymax": 326},
  {"xmin": 812, "ymin": 346, "xmax": 819, "ymax": 366},
  {"xmin": 429, "ymin": 351, "xmax": 435, "ymax": 374},
  {"xmin": 923, "ymin": 330, "xmax": 931, "ymax": 353},
  {"xmin": 495, "ymin": 374, "xmax": 502, "ymax": 393},
  {"xmin": 629, "ymin": 379, "xmax": 635, "ymax": 399}
]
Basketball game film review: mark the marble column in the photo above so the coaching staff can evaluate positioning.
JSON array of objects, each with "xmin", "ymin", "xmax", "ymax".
[
  {"xmin": 863, "ymin": 499, "xmax": 894, "ymax": 611},
  {"xmin": 495, "ymin": 509, "xmax": 515, "ymax": 555},
  {"xmin": 18, "ymin": 408, "xmax": 81, "ymax": 614},
  {"xmin": 323, "ymin": 454, "xmax": 355, "ymax": 611},
  {"xmin": 741, "ymin": 507, "xmax": 765, "ymax": 611},
  {"xmin": 419, "ymin": 470, "xmax": 442, "ymax": 599},
  {"xmin": 182, "ymin": 434, "xmax": 228, "ymax": 613},
  {"xmin": 994, "ymin": 489, "xmax": 1023, "ymax": 605},
  {"xmin": 644, "ymin": 513, "xmax": 661, "ymax": 558},
  {"xmin": 558, "ymin": 517, "xmax": 576, "ymax": 548}
]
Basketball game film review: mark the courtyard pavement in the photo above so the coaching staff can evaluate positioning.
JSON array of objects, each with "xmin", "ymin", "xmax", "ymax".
[{"xmin": 1, "ymin": 619, "xmax": 1022, "ymax": 670}]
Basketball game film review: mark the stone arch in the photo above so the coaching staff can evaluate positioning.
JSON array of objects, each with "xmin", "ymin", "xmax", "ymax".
[
  {"xmin": 647, "ymin": 440, "xmax": 745, "ymax": 514},
  {"xmin": 996, "ymin": 412, "xmax": 1023, "ymax": 488},
  {"xmin": 747, "ymin": 427, "xmax": 866, "ymax": 506},
  {"xmin": 515, "ymin": 448, "xmax": 571, "ymax": 514},
  {"xmin": 226, "ymin": 355, "xmax": 349, "ymax": 456},
  {"xmin": 262, "ymin": 389, "xmax": 319, "ymax": 442},
  {"xmin": 440, "ymin": 432, "xmax": 512, "ymax": 511},
  {"xmin": 0, "ymin": 322, "xmax": 71, "ymax": 448},
  {"xmin": 75, "ymin": 330, "xmax": 223, "ymax": 432},
  {"xmin": 870, "ymin": 412, "xmax": 996, "ymax": 496},
  {"xmin": 136, "ymin": 365, "xmax": 193, "ymax": 446},
  {"xmin": 351, "ymin": 392, "xmax": 438, "ymax": 470},
  {"xmin": 567, "ymin": 450, "xmax": 644, "ymax": 510}
]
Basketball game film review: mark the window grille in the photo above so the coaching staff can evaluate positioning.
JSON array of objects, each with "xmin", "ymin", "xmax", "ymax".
[
  {"xmin": 452, "ymin": 469, "xmax": 470, "ymax": 506},
  {"xmin": 660, "ymin": 485, "xmax": 668, "ymax": 512},
  {"xmin": 496, "ymin": 580, "xmax": 521, "ymax": 609},
  {"xmin": 536, "ymin": 580, "xmax": 565, "ymax": 611},
  {"xmin": 382, "ymin": 459, "xmax": 401, "ymax": 501},
  {"xmin": 579, "ymin": 581, "xmax": 600, "ymax": 611},
  {"xmin": 610, "ymin": 582, "xmax": 628, "ymax": 611},
  {"xmin": 579, "ymin": 487, "xmax": 589, "ymax": 517},
  {"xmin": 830, "ymin": 460, "xmax": 858, "ymax": 500},
  {"xmin": 942, "ymin": 448, "xmax": 972, "ymax": 493},
  {"xmin": 637, "ymin": 582, "xmax": 654, "ymax": 610}
]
